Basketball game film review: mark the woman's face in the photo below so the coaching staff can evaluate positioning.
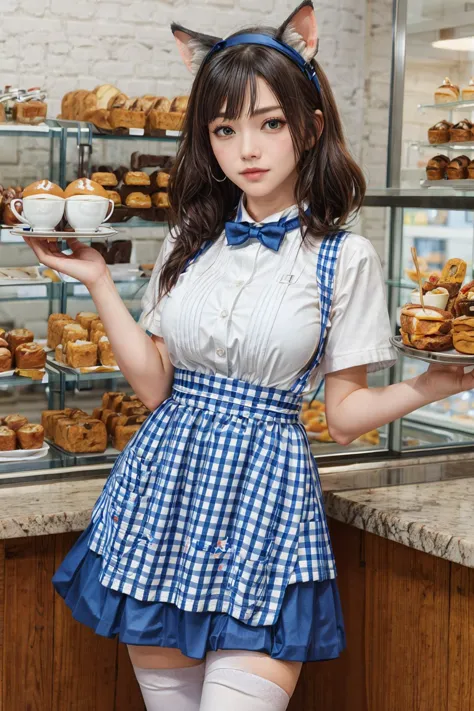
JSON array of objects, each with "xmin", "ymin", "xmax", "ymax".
[{"xmin": 208, "ymin": 77, "xmax": 299, "ymax": 202}]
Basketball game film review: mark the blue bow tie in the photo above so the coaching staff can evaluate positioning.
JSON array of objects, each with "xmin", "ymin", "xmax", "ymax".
[{"xmin": 225, "ymin": 211, "xmax": 305, "ymax": 252}]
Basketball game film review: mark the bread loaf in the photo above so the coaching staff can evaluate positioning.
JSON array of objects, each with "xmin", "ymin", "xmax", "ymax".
[
  {"xmin": 55, "ymin": 418, "xmax": 107, "ymax": 453},
  {"xmin": 17, "ymin": 424, "xmax": 44, "ymax": 449}
]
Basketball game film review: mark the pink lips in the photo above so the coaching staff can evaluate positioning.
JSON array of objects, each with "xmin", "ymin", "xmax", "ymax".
[{"xmin": 240, "ymin": 169, "xmax": 269, "ymax": 180}]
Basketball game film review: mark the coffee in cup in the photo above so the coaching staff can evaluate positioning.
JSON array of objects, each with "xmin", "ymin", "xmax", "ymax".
[{"xmin": 64, "ymin": 178, "xmax": 114, "ymax": 233}]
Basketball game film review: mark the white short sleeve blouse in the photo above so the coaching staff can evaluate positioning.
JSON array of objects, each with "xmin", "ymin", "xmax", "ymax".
[{"xmin": 139, "ymin": 201, "xmax": 397, "ymax": 393}]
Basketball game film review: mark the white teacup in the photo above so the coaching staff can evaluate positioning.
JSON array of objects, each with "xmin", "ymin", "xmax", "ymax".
[
  {"xmin": 65, "ymin": 195, "xmax": 114, "ymax": 233},
  {"xmin": 11, "ymin": 195, "xmax": 65, "ymax": 231}
]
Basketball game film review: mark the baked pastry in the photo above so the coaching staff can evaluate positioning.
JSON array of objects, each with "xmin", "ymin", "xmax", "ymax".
[
  {"xmin": 358, "ymin": 429, "xmax": 380, "ymax": 446},
  {"xmin": 107, "ymin": 190, "xmax": 122, "ymax": 206},
  {"xmin": 75, "ymin": 312, "xmax": 99, "ymax": 335},
  {"xmin": 17, "ymin": 423, "xmax": 44, "ymax": 449},
  {"xmin": 55, "ymin": 418, "xmax": 107, "ymax": 453},
  {"xmin": 447, "ymin": 155, "xmax": 470, "ymax": 180},
  {"xmin": 124, "ymin": 171, "xmax": 150, "ymax": 186},
  {"xmin": 152, "ymin": 192, "xmax": 170, "ymax": 208},
  {"xmin": 102, "ymin": 391, "xmax": 124, "ymax": 410},
  {"xmin": 47, "ymin": 313, "xmax": 74, "ymax": 348},
  {"xmin": 15, "ymin": 342, "xmax": 46, "ymax": 369},
  {"xmin": 400, "ymin": 304, "xmax": 453, "ymax": 351},
  {"xmin": 426, "ymin": 154, "xmax": 449, "ymax": 180},
  {"xmin": 125, "ymin": 192, "xmax": 152, "ymax": 208},
  {"xmin": 41, "ymin": 409, "xmax": 72, "ymax": 438},
  {"xmin": 23, "ymin": 180, "xmax": 65, "ymax": 199},
  {"xmin": 4, "ymin": 414, "xmax": 28, "ymax": 431},
  {"xmin": 0, "ymin": 329, "xmax": 6, "ymax": 340},
  {"xmin": 0, "ymin": 338, "xmax": 8, "ymax": 349},
  {"xmin": 13, "ymin": 101, "xmax": 47, "ymax": 124},
  {"xmin": 449, "ymin": 119, "xmax": 472, "ymax": 142},
  {"xmin": 6, "ymin": 328, "xmax": 34, "ymax": 358},
  {"xmin": 440, "ymin": 258, "xmax": 467, "ymax": 285},
  {"xmin": 109, "ymin": 108, "xmax": 146, "ymax": 130},
  {"xmin": 55, "ymin": 344, "xmax": 65, "ymax": 363},
  {"xmin": 147, "ymin": 111, "xmax": 184, "ymax": 132},
  {"xmin": 0, "ymin": 348, "xmax": 12, "ymax": 372},
  {"xmin": 0, "ymin": 104, "xmax": 6, "ymax": 123},
  {"xmin": 113, "ymin": 424, "xmax": 140, "ymax": 451},
  {"xmin": 98, "ymin": 336, "xmax": 117, "ymax": 367},
  {"xmin": 170, "ymin": 96, "xmax": 188, "ymax": 113},
  {"xmin": 427, "ymin": 120, "xmax": 452, "ymax": 145},
  {"xmin": 156, "ymin": 172, "xmax": 170, "ymax": 189},
  {"xmin": 462, "ymin": 78, "xmax": 474, "ymax": 101},
  {"xmin": 434, "ymin": 78, "xmax": 460, "ymax": 104},
  {"xmin": 64, "ymin": 178, "xmax": 109, "ymax": 199},
  {"xmin": 61, "ymin": 323, "xmax": 88, "ymax": 347},
  {"xmin": 91, "ymin": 172, "xmax": 118, "ymax": 187},
  {"xmin": 65, "ymin": 340, "xmax": 98, "ymax": 368},
  {"xmin": 0, "ymin": 427, "xmax": 16, "ymax": 451},
  {"xmin": 453, "ymin": 316, "xmax": 474, "ymax": 354}
]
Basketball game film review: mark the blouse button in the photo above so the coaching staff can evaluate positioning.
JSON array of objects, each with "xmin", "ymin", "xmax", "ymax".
[
  {"xmin": 235, "ymin": 280, "xmax": 244, "ymax": 287},
  {"xmin": 220, "ymin": 310, "xmax": 228, "ymax": 318},
  {"xmin": 216, "ymin": 348, "xmax": 225, "ymax": 357}
]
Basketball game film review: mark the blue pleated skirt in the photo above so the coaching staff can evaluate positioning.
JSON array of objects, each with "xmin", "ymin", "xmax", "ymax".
[{"xmin": 53, "ymin": 521, "xmax": 346, "ymax": 662}]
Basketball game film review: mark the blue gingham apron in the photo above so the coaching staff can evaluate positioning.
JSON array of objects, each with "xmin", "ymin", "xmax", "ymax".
[{"xmin": 87, "ymin": 230, "xmax": 348, "ymax": 627}]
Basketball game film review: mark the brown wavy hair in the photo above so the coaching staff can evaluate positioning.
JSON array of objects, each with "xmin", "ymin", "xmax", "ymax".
[{"xmin": 158, "ymin": 25, "xmax": 366, "ymax": 300}]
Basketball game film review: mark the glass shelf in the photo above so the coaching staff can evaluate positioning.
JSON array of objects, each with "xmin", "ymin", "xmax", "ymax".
[
  {"xmin": 418, "ymin": 99, "xmax": 474, "ymax": 111},
  {"xmin": 0, "ymin": 122, "xmax": 52, "ymax": 138},
  {"xmin": 0, "ymin": 372, "xmax": 48, "ymax": 387},
  {"xmin": 412, "ymin": 141, "xmax": 474, "ymax": 151},
  {"xmin": 386, "ymin": 279, "xmax": 415, "ymax": 290},
  {"xmin": 364, "ymin": 187, "xmax": 474, "ymax": 209},
  {"xmin": 45, "ymin": 359, "xmax": 126, "ymax": 383},
  {"xmin": 0, "ymin": 281, "xmax": 63, "ymax": 302}
]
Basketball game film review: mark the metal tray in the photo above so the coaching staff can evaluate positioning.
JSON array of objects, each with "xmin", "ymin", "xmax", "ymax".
[
  {"xmin": 10, "ymin": 225, "xmax": 118, "ymax": 240},
  {"xmin": 390, "ymin": 335, "xmax": 474, "ymax": 367}
]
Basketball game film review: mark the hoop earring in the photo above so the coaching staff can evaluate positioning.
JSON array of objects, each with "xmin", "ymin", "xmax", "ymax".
[{"xmin": 210, "ymin": 169, "xmax": 227, "ymax": 183}]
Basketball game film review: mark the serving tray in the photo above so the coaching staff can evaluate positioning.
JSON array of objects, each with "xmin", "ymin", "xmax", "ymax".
[
  {"xmin": 391, "ymin": 335, "xmax": 474, "ymax": 368},
  {"xmin": 10, "ymin": 225, "xmax": 118, "ymax": 240}
]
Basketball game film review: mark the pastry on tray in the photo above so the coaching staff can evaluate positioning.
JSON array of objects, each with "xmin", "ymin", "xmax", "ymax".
[
  {"xmin": 423, "ymin": 258, "xmax": 467, "ymax": 313},
  {"xmin": 91, "ymin": 172, "xmax": 118, "ymax": 187},
  {"xmin": 75, "ymin": 311, "xmax": 99, "ymax": 335},
  {"xmin": 6, "ymin": 329, "xmax": 34, "ymax": 361},
  {"xmin": 16, "ymin": 424, "xmax": 44, "ymax": 449},
  {"xmin": 453, "ymin": 316, "xmax": 474, "ymax": 354},
  {"xmin": 125, "ymin": 192, "xmax": 152, "ymax": 208},
  {"xmin": 65, "ymin": 340, "xmax": 98, "ymax": 368},
  {"xmin": 400, "ymin": 304, "xmax": 453, "ymax": 351},
  {"xmin": 124, "ymin": 171, "xmax": 150, "ymax": 186},
  {"xmin": 54, "ymin": 418, "xmax": 107, "ymax": 453},
  {"xmin": 0, "ymin": 427, "xmax": 16, "ymax": 451},
  {"xmin": 113, "ymin": 424, "xmax": 140, "ymax": 451},
  {"xmin": 428, "ymin": 120, "xmax": 452, "ymax": 145},
  {"xmin": 0, "ymin": 347, "xmax": 12, "ymax": 372},
  {"xmin": 449, "ymin": 119, "xmax": 472, "ymax": 143},
  {"xmin": 434, "ymin": 77, "xmax": 460, "ymax": 104},
  {"xmin": 49, "ymin": 315, "xmax": 75, "ymax": 349},
  {"xmin": 462, "ymin": 78, "xmax": 474, "ymax": 101},
  {"xmin": 61, "ymin": 323, "xmax": 88, "ymax": 347},
  {"xmin": 98, "ymin": 337, "xmax": 117, "ymax": 367},
  {"xmin": 425, "ymin": 154, "xmax": 449, "ymax": 180},
  {"xmin": 4, "ymin": 414, "xmax": 28, "ymax": 431},
  {"xmin": 15, "ymin": 342, "xmax": 46, "ymax": 369},
  {"xmin": 447, "ymin": 155, "xmax": 470, "ymax": 180}
]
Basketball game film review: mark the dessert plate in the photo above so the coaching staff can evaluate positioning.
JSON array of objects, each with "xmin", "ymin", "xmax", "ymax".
[
  {"xmin": 391, "ymin": 335, "xmax": 474, "ymax": 368},
  {"xmin": 0, "ymin": 443, "xmax": 49, "ymax": 462},
  {"xmin": 10, "ymin": 225, "xmax": 118, "ymax": 240}
]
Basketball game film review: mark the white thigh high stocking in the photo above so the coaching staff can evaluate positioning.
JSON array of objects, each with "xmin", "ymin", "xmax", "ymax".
[
  {"xmin": 133, "ymin": 662, "xmax": 206, "ymax": 711},
  {"xmin": 200, "ymin": 651, "xmax": 290, "ymax": 711}
]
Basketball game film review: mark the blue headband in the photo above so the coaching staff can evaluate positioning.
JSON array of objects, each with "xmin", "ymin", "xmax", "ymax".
[{"xmin": 205, "ymin": 33, "xmax": 321, "ymax": 95}]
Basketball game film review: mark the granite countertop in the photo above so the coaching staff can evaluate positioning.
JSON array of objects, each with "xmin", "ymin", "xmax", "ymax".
[{"xmin": 1, "ymin": 456, "xmax": 474, "ymax": 569}]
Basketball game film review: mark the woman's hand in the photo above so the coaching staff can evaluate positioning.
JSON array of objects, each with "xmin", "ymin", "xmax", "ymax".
[
  {"xmin": 419, "ymin": 361, "xmax": 474, "ymax": 402},
  {"xmin": 23, "ymin": 236, "xmax": 108, "ymax": 289}
]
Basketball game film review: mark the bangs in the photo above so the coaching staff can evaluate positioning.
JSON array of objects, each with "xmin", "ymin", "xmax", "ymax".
[{"xmin": 202, "ymin": 55, "xmax": 260, "ymax": 123}]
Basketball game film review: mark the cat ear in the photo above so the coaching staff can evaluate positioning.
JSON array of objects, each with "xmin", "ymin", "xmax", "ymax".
[
  {"xmin": 276, "ymin": 1, "xmax": 319, "ymax": 63},
  {"xmin": 171, "ymin": 23, "xmax": 223, "ymax": 75}
]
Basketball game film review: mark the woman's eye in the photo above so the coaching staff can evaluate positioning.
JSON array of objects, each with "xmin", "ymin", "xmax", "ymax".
[
  {"xmin": 213, "ymin": 126, "xmax": 234, "ymax": 137},
  {"xmin": 264, "ymin": 118, "xmax": 286, "ymax": 130}
]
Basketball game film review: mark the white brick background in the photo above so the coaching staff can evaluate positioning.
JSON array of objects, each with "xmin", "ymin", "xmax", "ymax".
[{"xmin": 0, "ymin": 0, "xmax": 395, "ymax": 276}]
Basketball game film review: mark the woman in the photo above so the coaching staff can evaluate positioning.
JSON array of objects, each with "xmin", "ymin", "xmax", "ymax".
[{"xmin": 24, "ymin": 2, "xmax": 474, "ymax": 709}]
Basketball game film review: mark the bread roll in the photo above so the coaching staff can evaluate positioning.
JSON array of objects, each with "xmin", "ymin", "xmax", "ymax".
[
  {"xmin": 426, "ymin": 154, "xmax": 449, "ymax": 181},
  {"xmin": 170, "ymin": 96, "xmax": 188, "ymax": 113},
  {"xmin": 125, "ymin": 192, "xmax": 152, "ymax": 208},
  {"xmin": 91, "ymin": 172, "xmax": 118, "ymax": 187},
  {"xmin": 23, "ymin": 180, "xmax": 65, "ymax": 199},
  {"xmin": 447, "ymin": 155, "xmax": 470, "ymax": 180},
  {"xmin": 0, "ymin": 348, "xmax": 12, "ymax": 372},
  {"xmin": 449, "ymin": 120, "xmax": 472, "ymax": 143},
  {"xmin": 0, "ymin": 427, "xmax": 16, "ymax": 451},
  {"xmin": 124, "ymin": 171, "xmax": 150, "ymax": 186},
  {"xmin": 64, "ymin": 178, "xmax": 109, "ymax": 199},
  {"xmin": 17, "ymin": 423, "xmax": 44, "ymax": 449},
  {"xmin": 4, "ymin": 414, "xmax": 28, "ymax": 431},
  {"xmin": 15, "ymin": 342, "xmax": 46, "ymax": 369},
  {"xmin": 434, "ymin": 78, "xmax": 460, "ymax": 104}
]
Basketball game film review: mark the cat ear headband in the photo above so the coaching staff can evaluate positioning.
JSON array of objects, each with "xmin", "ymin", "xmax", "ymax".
[{"xmin": 170, "ymin": 0, "xmax": 321, "ymax": 95}]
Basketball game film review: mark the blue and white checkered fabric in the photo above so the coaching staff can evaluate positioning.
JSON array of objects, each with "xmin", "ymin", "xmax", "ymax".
[{"xmin": 87, "ymin": 231, "xmax": 348, "ymax": 627}]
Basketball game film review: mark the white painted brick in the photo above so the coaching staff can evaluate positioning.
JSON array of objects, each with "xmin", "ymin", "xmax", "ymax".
[
  {"xmin": 19, "ymin": 0, "xmax": 49, "ymax": 16},
  {"xmin": 50, "ymin": 0, "xmax": 96, "ymax": 18},
  {"xmin": 3, "ymin": 16, "xmax": 61, "ymax": 35}
]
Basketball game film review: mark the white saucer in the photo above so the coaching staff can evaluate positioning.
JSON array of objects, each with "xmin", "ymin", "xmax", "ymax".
[{"xmin": 0, "ymin": 443, "xmax": 49, "ymax": 462}]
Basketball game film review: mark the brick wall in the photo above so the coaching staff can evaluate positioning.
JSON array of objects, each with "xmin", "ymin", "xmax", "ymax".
[{"xmin": 0, "ymin": 0, "xmax": 394, "ymax": 271}]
